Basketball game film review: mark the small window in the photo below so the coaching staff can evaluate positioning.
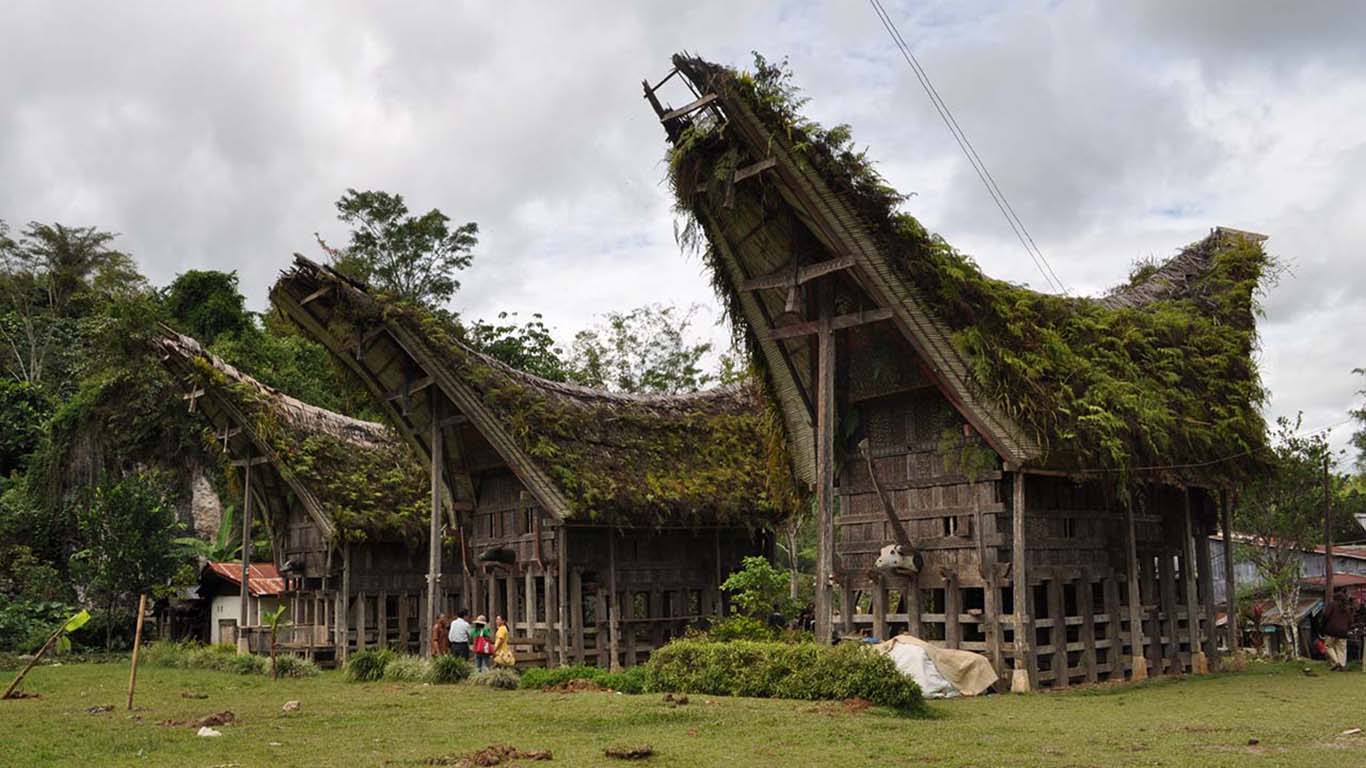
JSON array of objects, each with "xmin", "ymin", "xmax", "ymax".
[
  {"xmin": 941, "ymin": 516, "xmax": 957, "ymax": 537},
  {"xmin": 1063, "ymin": 517, "xmax": 1078, "ymax": 538}
]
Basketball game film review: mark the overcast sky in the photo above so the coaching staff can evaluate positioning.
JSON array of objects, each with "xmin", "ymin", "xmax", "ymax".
[{"xmin": 3, "ymin": 1, "xmax": 1363, "ymax": 459}]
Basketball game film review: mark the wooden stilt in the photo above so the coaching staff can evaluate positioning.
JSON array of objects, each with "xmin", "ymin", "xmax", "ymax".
[
  {"xmin": 814, "ymin": 288, "xmax": 836, "ymax": 644},
  {"xmin": 570, "ymin": 568, "xmax": 585, "ymax": 665},
  {"xmin": 1159, "ymin": 546, "xmax": 1180, "ymax": 674},
  {"xmin": 557, "ymin": 526, "xmax": 569, "ymax": 665},
  {"xmin": 525, "ymin": 568, "xmax": 538, "ymax": 636},
  {"xmin": 872, "ymin": 576, "xmax": 888, "ymax": 641},
  {"xmin": 1220, "ymin": 490, "xmax": 1240, "ymax": 660},
  {"xmin": 1182, "ymin": 489, "xmax": 1208, "ymax": 674},
  {"xmin": 944, "ymin": 572, "xmax": 961, "ymax": 650},
  {"xmin": 238, "ymin": 449, "xmax": 254, "ymax": 656},
  {"xmin": 1123, "ymin": 490, "xmax": 1149, "ymax": 681},
  {"xmin": 607, "ymin": 525, "xmax": 621, "ymax": 671},
  {"xmin": 338, "ymin": 543, "xmax": 352, "ymax": 663},
  {"xmin": 1079, "ymin": 570, "xmax": 1098, "ymax": 683},
  {"xmin": 1047, "ymin": 576, "xmax": 1068, "ymax": 688},
  {"xmin": 425, "ymin": 399, "xmax": 443, "ymax": 658},
  {"xmin": 545, "ymin": 565, "xmax": 559, "ymax": 666},
  {"xmin": 357, "ymin": 592, "xmax": 368, "ymax": 650},
  {"xmin": 1010, "ymin": 471, "xmax": 1032, "ymax": 693},
  {"xmin": 906, "ymin": 574, "xmax": 923, "ymax": 638},
  {"xmin": 1103, "ymin": 576, "xmax": 1123, "ymax": 681},
  {"xmin": 1194, "ymin": 500, "xmax": 1219, "ymax": 670},
  {"xmin": 398, "ymin": 596, "xmax": 410, "ymax": 653}
]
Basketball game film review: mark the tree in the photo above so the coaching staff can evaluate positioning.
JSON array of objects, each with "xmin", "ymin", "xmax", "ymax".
[
  {"xmin": 261, "ymin": 604, "xmax": 289, "ymax": 680},
  {"xmin": 464, "ymin": 312, "xmax": 569, "ymax": 382},
  {"xmin": 318, "ymin": 189, "xmax": 477, "ymax": 309},
  {"xmin": 567, "ymin": 304, "xmax": 714, "ymax": 394},
  {"xmin": 0, "ymin": 379, "xmax": 52, "ymax": 477},
  {"xmin": 69, "ymin": 472, "xmax": 185, "ymax": 649},
  {"xmin": 174, "ymin": 504, "xmax": 242, "ymax": 563},
  {"xmin": 1352, "ymin": 368, "xmax": 1365, "ymax": 471},
  {"xmin": 162, "ymin": 270, "xmax": 251, "ymax": 345},
  {"xmin": 1233, "ymin": 415, "xmax": 1330, "ymax": 659},
  {"xmin": 721, "ymin": 556, "xmax": 798, "ymax": 620}
]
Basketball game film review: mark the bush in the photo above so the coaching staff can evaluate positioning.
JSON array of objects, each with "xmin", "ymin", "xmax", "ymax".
[
  {"xmin": 425, "ymin": 654, "xmax": 472, "ymax": 684},
  {"xmin": 141, "ymin": 640, "xmax": 190, "ymax": 668},
  {"xmin": 707, "ymin": 615, "xmax": 775, "ymax": 642},
  {"xmin": 383, "ymin": 655, "xmax": 431, "ymax": 682},
  {"xmin": 470, "ymin": 668, "xmax": 521, "ymax": 690},
  {"xmin": 645, "ymin": 639, "xmax": 923, "ymax": 713},
  {"xmin": 518, "ymin": 664, "xmax": 647, "ymax": 693},
  {"xmin": 345, "ymin": 648, "xmax": 396, "ymax": 682},
  {"xmin": 0, "ymin": 598, "xmax": 79, "ymax": 653},
  {"xmin": 226, "ymin": 653, "xmax": 269, "ymax": 675},
  {"xmin": 271, "ymin": 655, "xmax": 320, "ymax": 678}
]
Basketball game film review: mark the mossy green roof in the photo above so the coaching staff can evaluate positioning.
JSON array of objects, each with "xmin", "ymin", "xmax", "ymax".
[
  {"xmin": 155, "ymin": 330, "xmax": 428, "ymax": 542},
  {"xmin": 665, "ymin": 54, "xmax": 1270, "ymax": 483}
]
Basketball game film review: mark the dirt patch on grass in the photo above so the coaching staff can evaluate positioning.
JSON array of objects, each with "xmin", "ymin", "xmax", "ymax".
[
  {"xmin": 421, "ymin": 744, "xmax": 552, "ymax": 766},
  {"xmin": 161, "ymin": 711, "xmax": 235, "ymax": 728},
  {"xmin": 545, "ymin": 679, "xmax": 605, "ymax": 694},
  {"xmin": 604, "ymin": 744, "xmax": 653, "ymax": 760}
]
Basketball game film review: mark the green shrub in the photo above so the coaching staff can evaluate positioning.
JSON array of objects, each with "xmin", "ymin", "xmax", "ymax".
[
  {"xmin": 345, "ymin": 648, "xmax": 396, "ymax": 682},
  {"xmin": 227, "ymin": 653, "xmax": 269, "ymax": 675},
  {"xmin": 425, "ymin": 654, "xmax": 472, "ymax": 684},
  {"xmin": 470, "ymin": 668, "xmax": 520, "ymax": 690},
  {"xmin": 708, "ymin": 615, "xmax": 775, "ymax": 642},
  {"xmin": 0, "ymin": 598, "xmax": 79, "ymax": 653},
  {"xmin": 271, "ymin": 655, "xmax": 320, "ymax": 678},
  {"xmin": 645, "ymin": 639, "xmax": 923, "ymax": 713},
  {"xmin": 141, "ymin": 640, "xmax": 190, "ymax": 668},
  {"xmin": 596, "ymin": 666, "xmax": 647, "ymax": 694},
  {"xmin": 518, "ymin": 665, "xmax": 602, "ymax": 690},
  {"xmin": 383, "ymin": 655, "xmax": 431, "ymax": 682}
]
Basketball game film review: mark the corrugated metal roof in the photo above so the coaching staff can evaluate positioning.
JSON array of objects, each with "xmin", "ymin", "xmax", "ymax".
[{"xmin": 205, "ymin": 562, "xmax": 285, "ymax": 597}]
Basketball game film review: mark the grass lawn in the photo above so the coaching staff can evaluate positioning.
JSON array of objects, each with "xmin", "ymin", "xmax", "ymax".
[{"xmin": 1, "ymin": 659, "xmax": 1363, "ymax": 767}]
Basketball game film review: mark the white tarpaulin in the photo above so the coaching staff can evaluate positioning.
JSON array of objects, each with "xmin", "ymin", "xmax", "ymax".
[{"xmin": 873, "ymin": 634, "xmax": 997, "ymax": 698}]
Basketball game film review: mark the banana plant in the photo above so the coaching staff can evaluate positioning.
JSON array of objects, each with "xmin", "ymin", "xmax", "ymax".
[{"xmin": 262, "ymin": 604, "xmax": 289, "ymax": 680}]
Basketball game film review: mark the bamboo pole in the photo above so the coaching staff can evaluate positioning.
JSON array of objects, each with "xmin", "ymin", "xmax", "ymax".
[
  {"xmin": 3, "ymin": 625, "xmax": 65, "ymax": 699},
  {"xmin": 126, "ymin": 594, "xmax": 148, "ymax": 710}
]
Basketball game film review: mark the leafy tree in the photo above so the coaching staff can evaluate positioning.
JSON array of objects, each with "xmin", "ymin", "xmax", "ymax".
[
  {"xmin": 567, "ymin": 304, "xmax": 714, "ymax": 394},
  {"xmin": 721, "ymin": 556, "xmax": 798, "ymax": 620},
  {"xmin": 464, "ymin": 312, "xmax": 569, "ymax": 382},
  {"xmin": 70, "ymin": 472, "xmax": 186, "ymax": 649},
  {"xmin": 1233, "ymin": 415, "xmax": 1330, "ymax": 658},
  {"xmin": 1352, "ymin": 368, "xmax": 1365, "ymax": 471},
  {"xmin": 318, "ymin": 189, "xmax": 477, "ymax": 309},
  {"xmin": 262, "ymin": 604, "xmax": 289, "ymax": 679},
  {"xmin": 174, "ymin": 504, "xmax": 242, "ymax": 563},
  {"xmin": 163, "ymin": 270, "xmax": 251, "ymax": 345},
  {"xmin": 0, "ymin": 379, "xmax": 52, "ymax": 477}
]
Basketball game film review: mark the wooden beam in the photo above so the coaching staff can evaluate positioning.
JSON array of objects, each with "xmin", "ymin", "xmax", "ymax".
[
  {"xmin": 384, "ymin": 376, "xmax": 434, "ymax": 402},
  {"xmin": 733, "ymin": 156, "xmax": 776, "ymax": 184},
  {"xmin": 439, "ymin": 414, "xmax": 469, "ymax": 429},
  {"xmin": 299, "ymin": 284, "xmax": 333, "ymax": 306},
  {"xmin": 237, "ymin": 448, "xmax": 254, "ymax": 656},
  {"xmin": 1010, "ymin": 471, "xmax": 1031, "ymax": 693},
  {"xmin": 1078, "ymin": 570, "xmax": 1098, "ymax": 684},
  {"xmin": 659, "ymin": 92, "xmax": 718, "ymax": 123},
  {"xmin": 1182, "ymin": 489, "xmax": 1208, "ymax": 674},
  {"xmin": 813, "ymin": 289, "xmax": 836, "ymax": 644},
  {"xmin": 1158, "ymin": 545, "xmax": 1179, "ymax": 674},
  {"xmin": 763, "ymin": 307, "xmax": 894, "ymax": 342},
  {"xmin": 607, "ymin": 525, "xmax": 621, "ymax": 671},
  {"xmin": 423, "ymin": 398, "xmax": 444, "ymax": 658},
  {"xmin": 230, "ymin": 456, "xmax": 270, "ymax": 468},
  {"xmin": 1124, "ymin": 490, "xmax": 1149, "ymax": 681},
  {"xmin": 740, "ymin": 256, "xmax": 855, "ymax": 293},
  {"xmin": 1195, "ymin": 503, "xmax": 1219, "ymax": 670},
  {"xmin": 1220, "ymin": 490, "xmax": 1240, "ymax": 658},
  {"xmin": 1047, "ymin": 576, "xmax": 1067, "ymax": 688}
]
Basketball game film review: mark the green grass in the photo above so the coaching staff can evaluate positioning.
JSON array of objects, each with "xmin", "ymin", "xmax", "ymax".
[{"xmin": 1, "ymin": 659, "xmax": 1363, "ymax": 767}]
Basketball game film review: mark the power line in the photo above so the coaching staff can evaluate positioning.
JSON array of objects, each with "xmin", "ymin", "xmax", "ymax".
[{"xmin": 867, "ymin": 0, "xmax": 1068, "ymax": 294}]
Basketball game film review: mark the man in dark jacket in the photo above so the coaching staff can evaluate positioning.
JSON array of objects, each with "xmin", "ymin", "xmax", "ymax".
[{"xmin": 1320, "ymin": 589, "xmax": 1352, "ymax": 670}]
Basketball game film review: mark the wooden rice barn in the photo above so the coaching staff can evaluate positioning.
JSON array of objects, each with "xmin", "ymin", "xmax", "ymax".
[
  {"xmin": 270, "ymin": 264, "xmax": 798, "ymax": 669},
  {"xmin": 646, "ymin": 53, "xmax": 1271, "ymax": 690},
  {"xmin": 156, "ymin": 330, "xmax": 435, "ymax": 663}
]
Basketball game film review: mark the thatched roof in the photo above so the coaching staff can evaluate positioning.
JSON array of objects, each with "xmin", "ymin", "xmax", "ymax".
[
  {"xmin": 660, "ymin": 53, "xmax": 1269, "ymax": 484},
  {"xmin": 271, "ymin": 259, "xmax": 801, "ymax": 526},
  {"xmin": 155, "ymin": 328, "xmax": 429, "ymax": 542}
]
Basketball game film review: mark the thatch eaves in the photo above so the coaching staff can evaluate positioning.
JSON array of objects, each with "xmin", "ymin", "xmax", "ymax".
[
  {"xmin": 659, "ymin": 53, "xmax": 1270, "ymax": 484},
  {"xmin": 154, "ymin": 328, "xmax": 429, "ymax": 543},
  {"xmin": 271, "ymin": 258, "xmax": 802, "ymax": 527}
]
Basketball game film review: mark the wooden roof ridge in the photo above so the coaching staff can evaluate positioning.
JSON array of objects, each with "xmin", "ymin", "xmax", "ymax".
[
  {"xmin": 670, "ymin": 53, "xmax": 1042, "ymax": 468},
  {"xmin": 1096, "ymin": 226, "xmax": 1268, "ymax": 311},
  {"xmin": 153, "ymin": 326, "xmax": 341, "ymax": 540}
]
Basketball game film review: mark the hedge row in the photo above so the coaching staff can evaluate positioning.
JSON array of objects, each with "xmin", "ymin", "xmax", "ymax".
[
  {"xmin": 518, "ymin": 664, "xmax": 647, "ymax": 694},
  {"xmin": 142, "ymin": 641, "xmax": 319, "ymax": 678},
  {"xmin": 343, "ymin": 649, "xmax": 472, "ymax": 684},
  {"xmin": 645, "ymin": 640, "xmax": 923, "ymax": 713}
]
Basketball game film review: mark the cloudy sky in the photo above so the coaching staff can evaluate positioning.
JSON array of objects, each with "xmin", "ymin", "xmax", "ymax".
[{"xmin": 3, "ymin": 1, "xmax": 1363, "ymax": 458}]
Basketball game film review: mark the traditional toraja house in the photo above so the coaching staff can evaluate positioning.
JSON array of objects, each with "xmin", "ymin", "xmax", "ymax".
[
  {"xmin": 270, "ymin": 262, "xmax": 798, "ymax": 668},
  {"xmin": 155, "ymin": 330, "xmax": 434, "ymax": 662},
  {"xmin": 644, "ymin": 54, "xmax": 1270, "ymax": 690}
]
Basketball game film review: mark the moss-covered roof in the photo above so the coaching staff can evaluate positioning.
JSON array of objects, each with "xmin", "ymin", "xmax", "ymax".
[
  {"xmin": 274, "ymin": 258, "xmax": 802, "ymax": 526},
  {"xmin": 155, "ymin": 329, "xmax": 428, "ymax": 542},
  {"xmin": 663, "ymin": 54, "xmax": 1269, "ymax": 483}
]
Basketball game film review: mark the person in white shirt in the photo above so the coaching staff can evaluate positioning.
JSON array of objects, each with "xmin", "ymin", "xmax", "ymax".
[{"xmin": 448, "ymin": 608, "xmax": 472, "ymax": 660}]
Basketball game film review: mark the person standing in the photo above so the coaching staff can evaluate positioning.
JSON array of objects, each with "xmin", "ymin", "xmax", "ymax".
[
  {"xmin": 471, "ymin": 615, "xmax": 494, "ymax": 672},
  {"xmin": 493, "ymin": 616, "xmax": 515, "ymax": 668},
  {"xmin": 448, "ymin": 609, "xmax": 472, "ymax": 661},
  {"xmin": 1321, "ymin": 589, "xmax": 1352, "ymax": 671},
  {"xmin": 431, "ymin": 613, "xmax": 451, "ymax": 657}
]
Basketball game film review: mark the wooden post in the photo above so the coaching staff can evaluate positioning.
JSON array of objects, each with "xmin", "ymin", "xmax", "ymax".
[
  {"xmin": 1123, "ymin": 489, "xmax": 1149, "ymax": 681},
  {"xmin": 1159, "ymin": 546, "xmax": 1180, "ymax": 674},
  {"xmin": 1182, "ymin": 489, "xmax": 1207, "ymax": 674},
  {"xmin": 1323, "ymin": 456, "xmax": 1334, "ymax": 598},
  {"xmin": 339, "ymin": 543, "xmax": 352, "ymax": 663},
  {"xmin": 424, "ymin": 399, "xmax": 444, "ymax": 659},
  {"xmin": 126, "ymin": 594, "xmax": 148, "ymax": 710},
  {"xmin": 944, "ymin": 572, "xmax": 961, "ymax": 650},
  {"xmin": 906, "ymin": 574, "xmax": 923, "ymax": 638},
  {"xmin": 1102, "ymin": 576, "xmax": 1123, "ymax": 681},
  {"xmin": 1220, "ymin": 490, "xmax": 1240, "ymax": 658},
  {"xmin": 558, "ymin": 526, "xmax": 570, "ymax": 665},
  {"xmin": 1010, "ymin": 471, "xmax": 1032, "ymax": 693},
  {"xmin": 238, "ymin": 448, "xmax": 254, "ymax": 656},
  {"xmin": 356, "ymin": 592, "xmax": 368, "ymax": 650},
  {"xmin": 525, "ymin": 568, "xmax": 538, "ymax": 635},
  {"xmin": 1195, "ymin": 509, "xmax": 1218, "ymax": 670},
  {"xmin": 1047, "ymin": 576, "xmax": 1068, "ymax": 688},
  {"xmin": 398, "ymin": 596, "xmax": 410, "ymax": 653},
  {"xmin": 871, "ymin": 576, "xmax": 887, "ymax": 641},
  {"xmin": 1078, "ymin": 571, "xmax": 1097, "ymax": 683},
  {"xmin": 570, "ymin": 568, "xmax": 585, "ymax": 665},
  {"xmin": 977, "ymin": 494, "xmax": 1003, "ymax": 681},
  {"xmin": 814, "ymin": 289, "xmax": 836, "ymax": 644},
  {"xmin": 607, "ymin": 525, "xmax": 621, "ymax": 671}
]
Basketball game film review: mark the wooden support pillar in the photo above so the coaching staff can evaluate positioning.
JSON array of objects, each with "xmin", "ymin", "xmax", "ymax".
[
  {"xmin": 570, "ymin": 569, "xmax": 585, "ymax": 664},
  {"xmin": 237, "ymin": 448, "xmax": 254, "ymax": 656},
  {"xmin": 397, "ymin": 596, "xmax": 410, "ymax": 653},
  {"xmin": 544, "ymin": 565, "xmax": 559, "ymax": 666},
  {"xmin": 649, "ymin": 587, "xmax": 664, "ymax": 653},
  {"xmin": 1078, "ymin": 570, "xmax": 1098, "ymax": 684},
  {"xmin": 357, "ymin": 592, "xmax": 368, "ymax": 650},
  {"xmin": 595, "ymin": 588, "xmax": 608, "ymax": 667},
  {"xmin": 1158, "ymin": 546, "xmax": 1180, "ymax": 674},
  {"xmin": 377, "ymin": 591, "xmax": 388, "ymax": 649},
  {"xmin": 1010, "ymin": 471, "xmax": 1033, "ymax": 693},
  {"xmin": 813, "ymin": 289, "xmax": 836, "ymax": 644},
  {"xmin": 1047, "ymin": 575, "xmax": 1068, "ymax": 688},
  {"xmin": 1103, "ymin": 576, "xmax": 1123, "ymax": 681},
  {"xmin": 557, "ymin": 526, "xmax": 569, "ymax": 665},
  {"xmin": 526, "ymin": 568, "xmax": 539, "ymax": 634},
  {"xmin": 840, "ymin": 583, "xmax": 856, "ymax": 636},
  {"xmin": 871, "ymin": 576, "xmax": 888, "ymax": 641},
  {"xmin": 978, "ymin": 496, "xmax": 1003, "ymax": 681},
  {"xmin": 1182, "ymin": 489, "xmax": 1208, "ymax": 674},
  {"xmin": 906, "ymin": 575, "xmax": 923, "ymax": 638},
  {"xmin": 1220, "ymin": 491, "xmax": 1240, "ymax": 659},
  {"xmin": 944, "ymin": 572, "xmax": 961, "ymax": 650},
  {"xmin": 622, "ymin": 587, "xmax": 637, "ymax": 668},
  {"xmin": 424, "ymin": 399, "xmax": 444, "ymax": 659},
  {"xmin": 607, "ymin": 525, "xmax": 621, "ymax": 671},
  {"xmin": 1123, "ymin": 490, "xmax": 1149, "ymax": 681},
  {"xmin": 338, "ymin": 543, "xmax": 352, "ymax": 663}
]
